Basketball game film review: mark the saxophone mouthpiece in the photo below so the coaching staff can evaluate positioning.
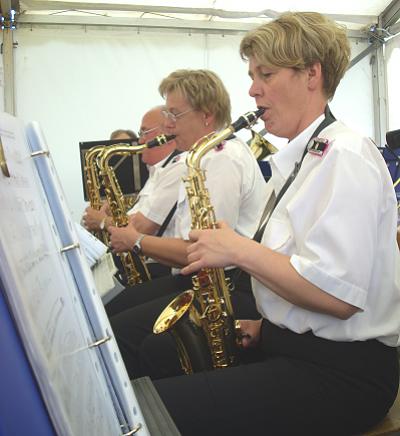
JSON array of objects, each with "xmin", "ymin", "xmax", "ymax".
[
  {"xmin": 231, "ymin": 108, "xmax": 266, "ymax": 133},
  {"xmin": 254, "ymin": 107, "xmax": 266, "ymax": 118},
  {"xmin": 147, "ymin": 134, "xmax": 176, "ymax": 148}
]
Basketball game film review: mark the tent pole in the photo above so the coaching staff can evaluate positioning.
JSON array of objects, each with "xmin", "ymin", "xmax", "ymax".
[{"xmin": 1, "ymin": 0, "xmax": 16, "ymax": 115}]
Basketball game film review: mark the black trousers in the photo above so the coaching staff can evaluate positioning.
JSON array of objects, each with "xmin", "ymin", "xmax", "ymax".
[
  {"xmin": 153, "ymin": 321, "xmax": 399, "ymax": 436},
  {"xmin": 146, "ymin": 262, "xmax": 171, "ymax": 279},
  {"xmin": 109, "ymin": 269, "xmax": 260, "ymax": 378},
  {"xmin": 109, "ymin": 272, "xmax": 399, "ymax": 435},
  {"xmin": 106, "ymin": 273, "xmax": 195, "ymax": 317},
  {"xmin": 106, "ymin": 268, "xmax": 254, "ymax": 318}
]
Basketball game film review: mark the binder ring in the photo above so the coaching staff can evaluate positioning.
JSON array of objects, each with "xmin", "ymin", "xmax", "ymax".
[{"xmin": 122, "ymin": 423, "xmax": 142, "ymax": 435}]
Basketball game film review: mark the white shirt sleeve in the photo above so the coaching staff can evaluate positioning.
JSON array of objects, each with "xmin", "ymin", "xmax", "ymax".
[{"xmin": 288, "ymin": 147, "xmax": 382, "ymax": 309}]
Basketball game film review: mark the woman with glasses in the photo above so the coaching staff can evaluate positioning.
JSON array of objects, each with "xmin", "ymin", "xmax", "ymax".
[
  {"xmin": 106, "ymin": 68, "xmax": 267, "ymax": 374},
  {"xmin": 137, "ymin": 12, "xmax": 400, "ymax": 436}
]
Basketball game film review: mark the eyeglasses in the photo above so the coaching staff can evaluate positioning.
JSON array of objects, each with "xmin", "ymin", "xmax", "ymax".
[
  {"xmin": 137, "ymin": 125, "xmax": 160, "ymax": 138},
  {"xmin": 162, "ymin": 108, "xmax": 194, "ymax": 123}
]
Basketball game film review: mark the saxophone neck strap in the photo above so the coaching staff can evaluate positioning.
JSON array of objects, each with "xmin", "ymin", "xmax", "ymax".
[
  {"xmin": 156, "ymin": 202, "xmax": 177, "ymax": 238},
  {"xmin": 161, "ymin": 149, "xmax": 181, "ymax": 168},
  {"xmin": 154, "ymin": 150, "xmax": 182, "ymax": 237},
  {"xmin": 156, "ymin": 135, "xmax": 237, "ymax": 238},
  {"xmin": 253, "ymin": 106, "xmax": 336, "ymax": 243}
]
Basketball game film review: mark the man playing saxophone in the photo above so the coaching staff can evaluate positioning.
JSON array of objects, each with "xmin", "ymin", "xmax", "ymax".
[{"xmin": 82, "ymin": 105, "xmax": 185, "ymax": 278}]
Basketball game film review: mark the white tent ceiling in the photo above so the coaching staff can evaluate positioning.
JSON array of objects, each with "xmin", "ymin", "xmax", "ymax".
[{"xmin": 11, "ymin": 0, "xmax": 400, "ymax": 38}]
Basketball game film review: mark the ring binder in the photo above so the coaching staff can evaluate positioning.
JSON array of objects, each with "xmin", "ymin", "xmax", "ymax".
[
  {"xmin": 0, "ymin": 136, "xmax": 10, "ymax": 177},
  {"xmin": 30, "ymin": 150, "xmax": 50, "ymax": 157},
  {"xmin": 122, "ymin": 423, "xmax": 142, "ymax": 435},
  {"xmin": 2, "ymin": 114, "xmax": 153, "ymax": 436},
  {"xmin": 88, "ymin": 336, "xmax": 112, "ymax": 348},
  {"xmin": 60, "ymin": 242, "xmax": 80, "ymax": 253}
]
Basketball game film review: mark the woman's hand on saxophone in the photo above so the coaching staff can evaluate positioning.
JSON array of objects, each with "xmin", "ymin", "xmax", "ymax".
[
  {"xmin": 109, "ymin": 221, "xmax": 139, "ymax": 253},
  {"xmin": 238, "ymin": 319, "xmax": 263, "ymax": 348},
  {"xmin": 181, "ymin": 220, "xmax": 243, "ymax": 275}
]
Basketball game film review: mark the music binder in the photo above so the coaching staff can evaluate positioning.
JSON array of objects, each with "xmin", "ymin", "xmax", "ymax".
[{"xmin": 0, "ymin": 112, "xmax": 155, "ymax": 435}]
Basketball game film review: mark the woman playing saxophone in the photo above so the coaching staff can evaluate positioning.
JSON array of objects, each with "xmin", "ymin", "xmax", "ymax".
[
  {"xmin": 107, "ymin": 69, "xmax": 268, "ymax": 374},
  {"xmin": 147, "ymin": 11, "xmax": 400, "ymax": 436}
]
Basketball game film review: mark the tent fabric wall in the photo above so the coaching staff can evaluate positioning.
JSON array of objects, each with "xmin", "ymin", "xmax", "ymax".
[
  {"xmin": 386, "ymin": 34, "xmax": 400, "ymax": 131},
  {"xmin": 15, "ymin": 25, "xmax": 373, "ymax": 219}
]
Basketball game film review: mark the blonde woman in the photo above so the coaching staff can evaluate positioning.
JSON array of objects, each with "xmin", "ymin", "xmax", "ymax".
[
  {"xmin": 143, "ymin": 13, "xmax": 400, "ymax": 436},
  {"xmin": 107, "ymin": 70, "xmax": 266, "ymax": 370}
]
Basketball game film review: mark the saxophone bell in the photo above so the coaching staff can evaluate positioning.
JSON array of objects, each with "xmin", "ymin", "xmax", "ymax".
[
  {"xmin": 248, "ymin": 130, "xmax": 278, "ymax": 161},
  {"xmin": 153, "ymin": 290, "xmax": 213, "ymax": 375}
]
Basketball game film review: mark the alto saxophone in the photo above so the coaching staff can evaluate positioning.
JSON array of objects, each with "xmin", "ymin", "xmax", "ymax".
[
  {"xmin": 84, "ymin": 145, "xmax": 110, "ymax": 245},
  {"xmin": 153, "ymin": 109, "xmax": 265, "ymax": 374},
  {"xmin": 98, "ymin": 134, "xmax": 175, "ymax": 287},
  {"xmin": 248, "ymin": 129, "xmax": 278, "ymax": 161}
]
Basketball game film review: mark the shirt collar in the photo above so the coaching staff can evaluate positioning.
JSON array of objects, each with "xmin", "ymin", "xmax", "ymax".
[
  {"xmin": 148, "ymin": 152, "xmax": 175, "ymax": 176},
  {"xmin": 270, "ymin": 113, "xmax": 325, "ymax": 181}
]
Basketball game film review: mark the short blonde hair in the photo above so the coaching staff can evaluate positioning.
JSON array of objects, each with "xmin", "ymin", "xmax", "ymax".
[
  {"xmin": 240, "ymin": 12, "xmax": 350, "ymax": 100},
  {"xmin": 159, "ymin": 69, "xmax": 231, "ymax": 129}
]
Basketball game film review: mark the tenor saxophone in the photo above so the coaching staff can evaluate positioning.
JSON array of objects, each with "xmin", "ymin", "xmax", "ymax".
[
  {"xmin": 153, "ymin": 109, "xmax": 265, "ymax": 374},
  {"xmin": 84, "ymin": 145, "xmax": 110, "ymax": 245},
  {"xmin": 98, "ymin": 134, "xmax": 175, "ymax": 287},
  {"xmin": 248, "ymin": 129, "xmax": 278, "ymax": 161}
]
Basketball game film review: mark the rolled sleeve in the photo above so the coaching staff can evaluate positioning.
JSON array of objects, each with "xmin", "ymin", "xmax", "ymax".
[
  {"xmin": 290, "ymin": 254, "xmax": 368, "ymax": 309},
  {"xmin": 285, "ymin": 147, "xmax": 382, "ymax": 308}
]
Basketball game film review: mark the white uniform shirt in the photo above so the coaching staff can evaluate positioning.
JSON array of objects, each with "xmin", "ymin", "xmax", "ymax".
[
  {"xmin": 174, "ymin": 136, "xmax": 268, "ymax": 241},
  {"xmin": 252, "ymin": 115, "xmax": 400, "ymax": 346},
  {"xmin": 129, "ymin": 152, "xmax": 186, "ymax": 237}
]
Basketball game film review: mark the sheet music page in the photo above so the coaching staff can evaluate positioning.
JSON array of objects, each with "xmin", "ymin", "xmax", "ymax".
[
  {"xmin": 92, "ymin": 252, "xmax": 120, "ymax": 298},
  {"xmin": 0, "ymin": 113, "xmax": 141, "ymax": 436},
  {"xmin": 74, "ymin": 222, "xmax": 108, "ymax": 267}
]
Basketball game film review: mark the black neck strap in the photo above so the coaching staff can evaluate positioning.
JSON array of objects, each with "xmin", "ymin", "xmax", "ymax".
[
  {"xmin": 161, "ymin": 149, "xmax": 181, "ymax": 168},
  {"xmin": 156, "ymin": 136, "xmax": 236, "ymax": 238},
  {"xmin": 253, "ymin": 106, "xmax": 336, "ymax": 243},
  {"xmin": 155, "ymin": 150, "xmax": 182, "ymax": 237}
]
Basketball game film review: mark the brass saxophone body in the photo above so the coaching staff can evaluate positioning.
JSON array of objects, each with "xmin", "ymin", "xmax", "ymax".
[
  {"xmin": 248, "ymin": 129, "xmax": 278, "ymax": 161},
  {"xmin": 153, "ymin": 109, "xmax": 265, "ymax": 374},
  {"xmin": 84, "ymin": 145, "xmax": 110, "ymax": 244},
  {"xmin": 99, "ymin": 134, "xmax": 175, "ymax": 287}
]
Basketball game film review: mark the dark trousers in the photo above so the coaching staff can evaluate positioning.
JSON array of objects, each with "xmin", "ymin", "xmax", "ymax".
[
  {"xmin": 146, "ymin": 262, "xmax": 171, "ymax": 279},
  {"xmin": 109, "ymin": 269, "xmax": 260, "ymax": 378},
  {"xmin": 106, "ymin": 273, "xmax": 195, "ymax": 317},
  {"xmin": 109, "ymin": 271, "xmax": 399, "ymax": 435},
  {"xmin": 106, "ymin": 268, "xmax": 253, "ymax": 317},
  {"xmin": 153, "ymin": 320, "xmax": 399, "ymax": 436}
]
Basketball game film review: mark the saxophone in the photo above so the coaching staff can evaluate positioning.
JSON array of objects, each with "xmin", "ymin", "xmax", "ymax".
[
  {"xmin": 248, "ymin": 129, "xmax": 278, "ymax": 161},
  {"xmin": 153, "ymin": 109, "xmax": 265, "ymax": 374},
  {"xmin": 84, "ymin": 145, "xmax": 110, "ymax": 245},
  {"xmin": 98, "ymin": 134, "xmax": 175, "ymax": 287}
]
